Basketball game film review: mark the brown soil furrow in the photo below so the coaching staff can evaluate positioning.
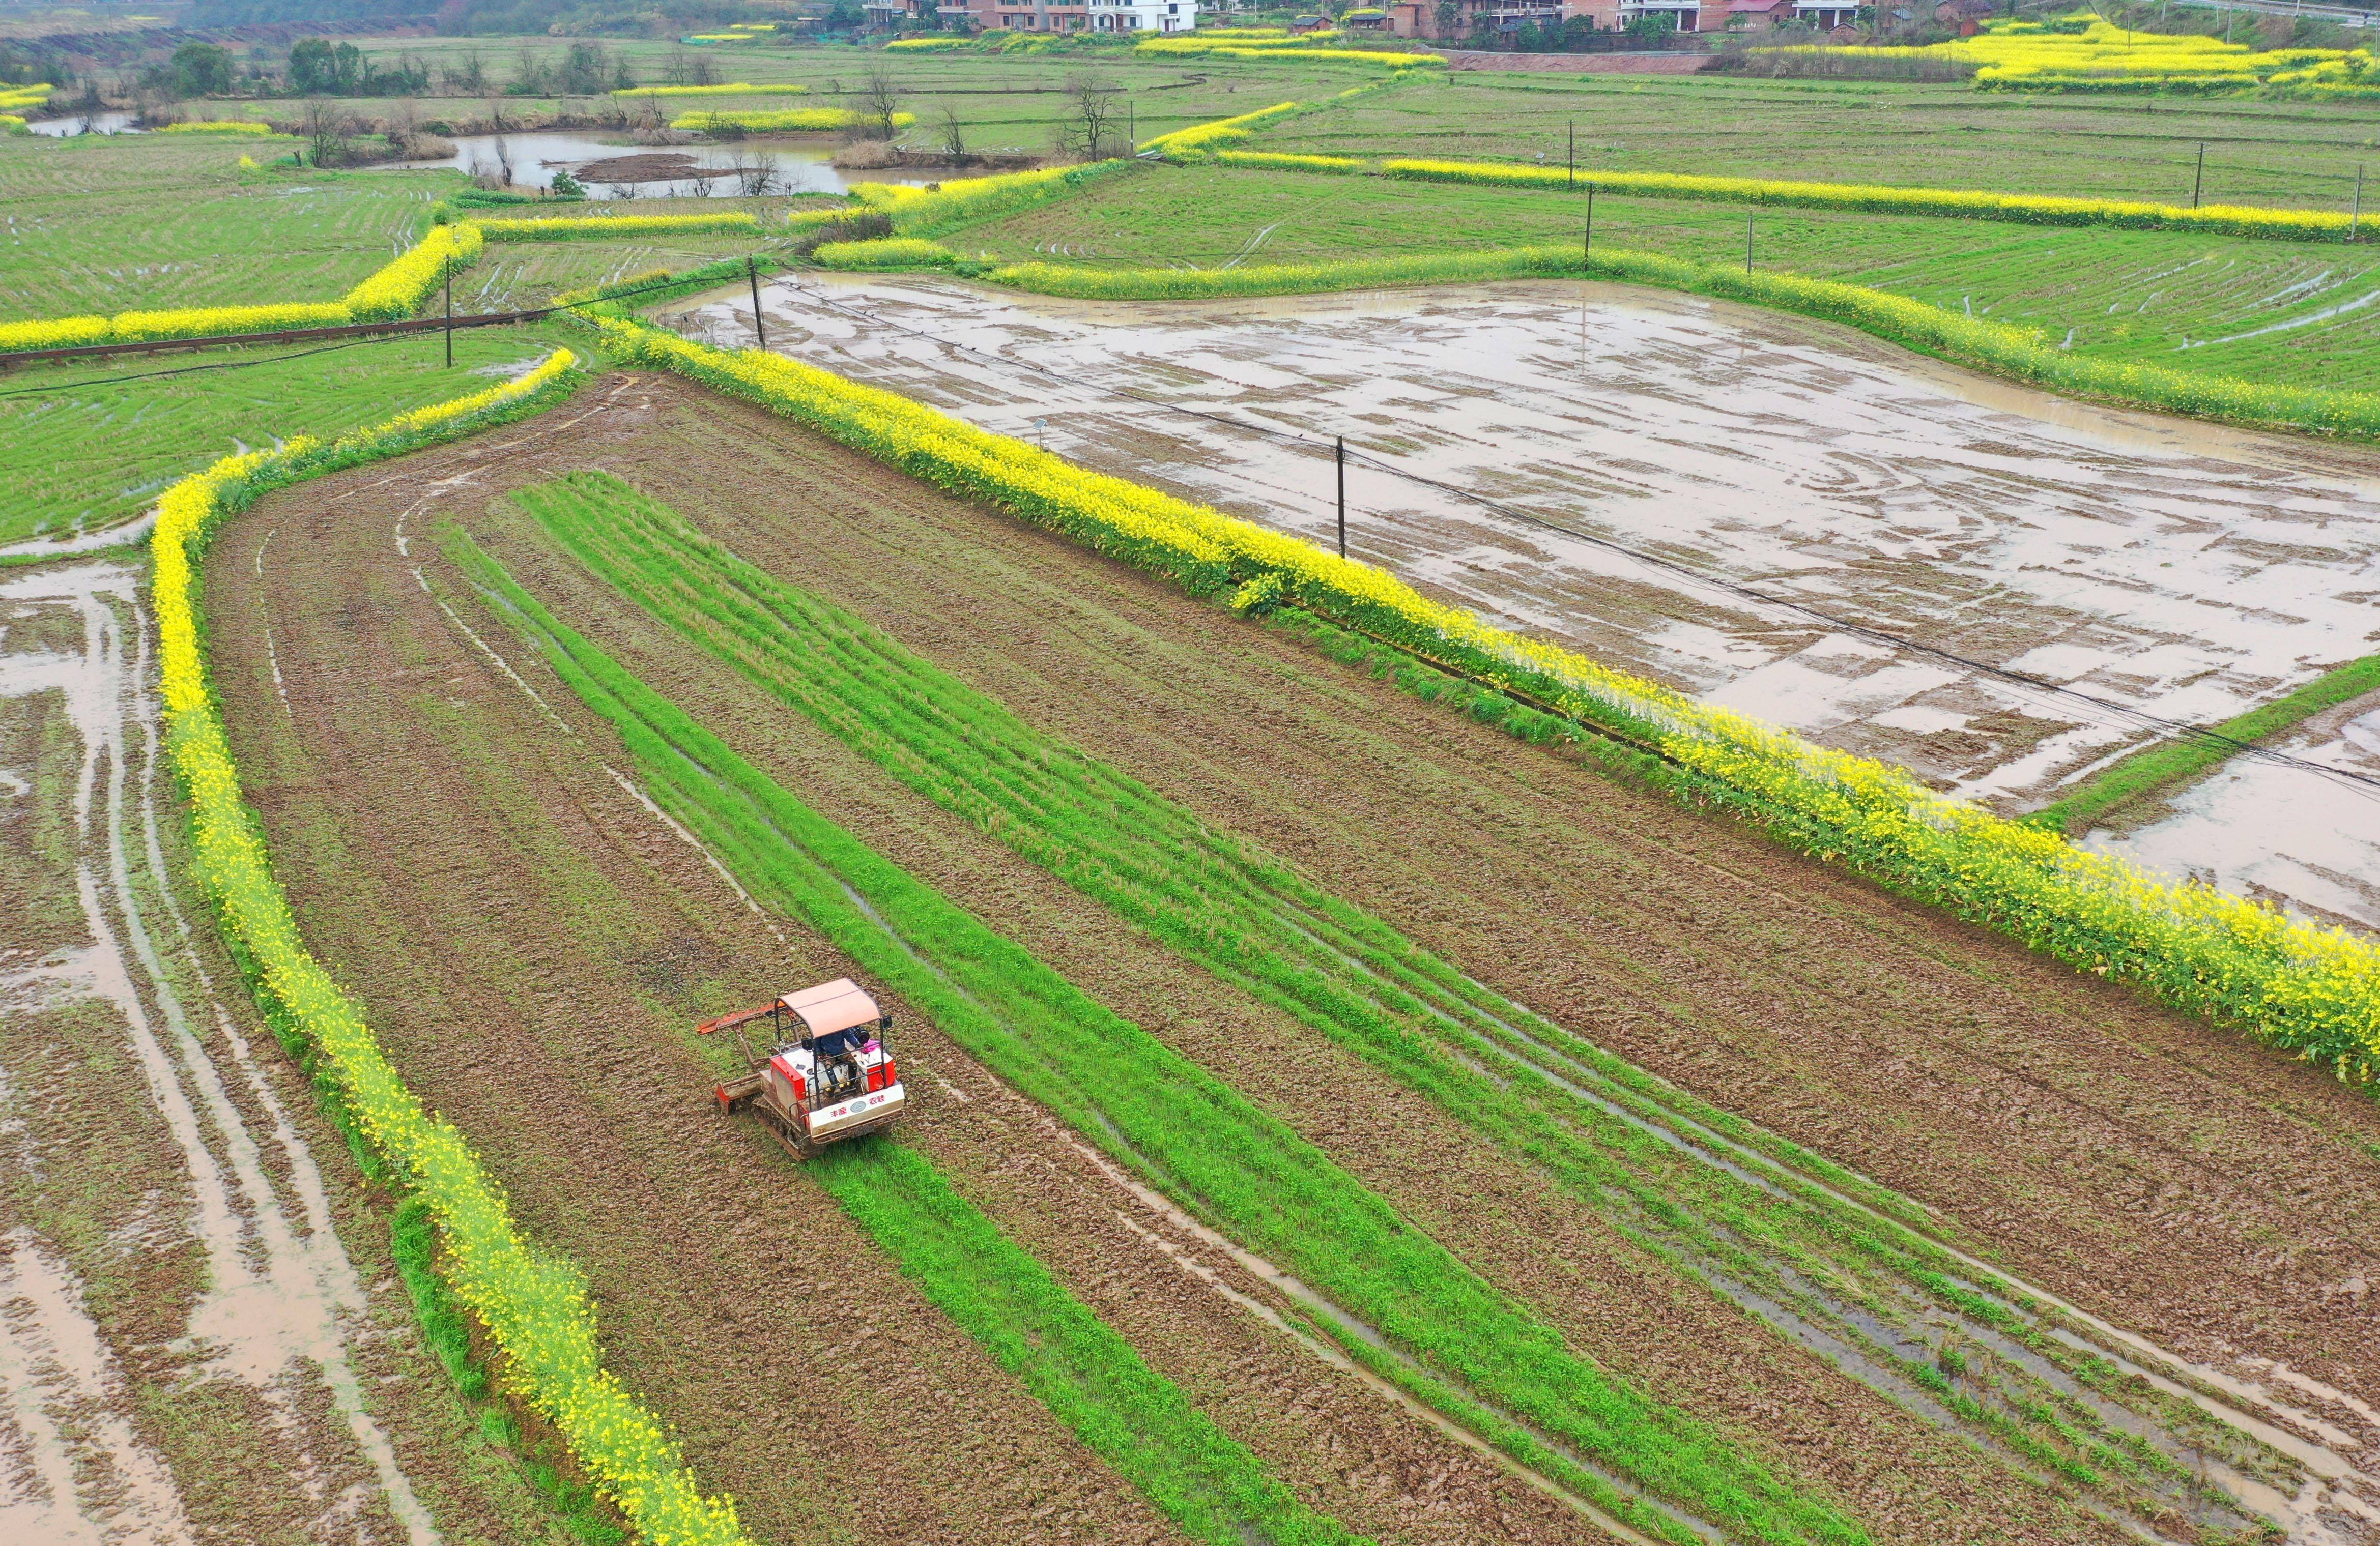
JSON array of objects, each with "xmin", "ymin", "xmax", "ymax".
[{"xmin": 207, "ymin": 382, "xmax": 1614, "ymax": 1545}]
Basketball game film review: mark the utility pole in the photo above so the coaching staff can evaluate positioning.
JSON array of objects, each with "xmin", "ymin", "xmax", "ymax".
[
  {"xmin": 1335, "ymin": 436, "xmax": 1346, "ymax": 560},
  {"xmin": 1584, "ymin": 185, "xmax": 1594, "ymax": 266},
  {"xmin": 2192, "ymin": 142, "xmax": 2205, "ymax": 209},
  {"xmin": 1128, "ymin": 98, "xmax": 1135, "ymax": 152},
  {"xmin": 1746, "ymin": 212, "xmax": 1754, "ymax": 275},
  {"xmin": 443, "ymin": 258, "xmax": 453, "ymax": 368},
  {"xmin": 2355, "ymin": 164, "xmax": 2364, "ymax": 242},
  {"xmin": 747, "ymin": 256, "xmax": 767, "ymax": 351},
  {"xmin": 1568, "ymin": 119, "xmax": 1575, "ymax": 192}
]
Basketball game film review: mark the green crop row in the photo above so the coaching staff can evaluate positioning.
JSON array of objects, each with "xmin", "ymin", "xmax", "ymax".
[
  {"xmin": 580, "ymin": 314, "xmax": 2380, "ymax": 1081},
  {"xmin": 819, "ymin": 1140, "xmax": 1367, "ymax": 1546},
  {"xmin": 151, "ymin": 354, "xmax": 756, "ymax": 1546},
  {"xmin": 448, "ymin": 485, "xmax": 1863, "ymax": 1546},
  {"xmin": 512, "ymin": 468, "xmax": 2273, "ymax": 1520}
]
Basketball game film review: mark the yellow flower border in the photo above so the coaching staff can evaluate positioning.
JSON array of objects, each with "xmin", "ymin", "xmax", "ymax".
[{"xmin": 152, "ymin": 348, "xmax": 755, "ymax": 1546}]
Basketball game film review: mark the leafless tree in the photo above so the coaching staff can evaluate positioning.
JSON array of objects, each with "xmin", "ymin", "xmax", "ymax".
[
  {"xmin": 850, "ymin": 64, "xmax": 903, "ymax": 141},
  {"xmin": 1058, "ymin": 74, "xmax": 1125, "ymax": 162},
  {"xmin": 440, "ymin": 48, "xmax": 487, "ymax": 94},
  {"xmin": 301, "ymin": 96, "xmax": 353, "ymax": 168},
  {"xmin": 730, "ymin": 153, "xmax": 781, "ymax": 198},
  {"xmin": 934, "ymin": 103, "xmax": 966, "ymax": 160},
  {"xmin": 686, "ymin": 168, "xmax": 716, "ymax": 198},
  {"xmin": 510, "ymin": 44, "xmax": 547, "ymax": 96},
  {"xmin": 688, "ymin": 50, "xmax": 719, "ymax": 86}
]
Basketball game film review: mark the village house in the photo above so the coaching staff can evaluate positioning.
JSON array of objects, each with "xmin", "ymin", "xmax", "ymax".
[{"xmin": 940, "ymin": 0, "xmax": 1197, "ymax": 28}]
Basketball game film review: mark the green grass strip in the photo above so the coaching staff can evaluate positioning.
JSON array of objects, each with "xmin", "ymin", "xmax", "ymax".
[
  {"xmin": 813, "ymin": 1141, "xmax": 1367, "ymax": 1546},
  {"xmin": 441, "ymin": 520, "xmax": 1865, "ymax": 1546},
  {"xmin": 2037, "ymin": 654, "xmax": 2380, "ymax": 835}
]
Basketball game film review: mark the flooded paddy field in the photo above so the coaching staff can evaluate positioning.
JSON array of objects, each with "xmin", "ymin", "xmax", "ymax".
[
  {"xmin": 396, "ymin": 132, "xmax": 939, "ymax": 200},
  {"xmin": 666, "ymin": 274, "xmax": 2380, "ymax": 931},
  {"xmin": 0, "ymin": 560, "xmax": 547, "ymax": 1544}
]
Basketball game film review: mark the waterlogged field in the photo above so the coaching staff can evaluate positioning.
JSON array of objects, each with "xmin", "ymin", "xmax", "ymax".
[
  {"xmin": 659, "ymin": 269, "xmax": 2380, "ymax": 931},
  {"xmin": 0, "ymin": 557, "xmax": 560, "ymax": 1544}
]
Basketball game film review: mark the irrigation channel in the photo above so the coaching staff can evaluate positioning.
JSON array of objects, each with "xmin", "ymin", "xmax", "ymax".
[
  {"xmin": 664, "ymin": 273, "xmax": 2380, "ymax": 936},
  {"xmin": 0, "ymin": 560, "xmax": 441, "ymax": 1542}
]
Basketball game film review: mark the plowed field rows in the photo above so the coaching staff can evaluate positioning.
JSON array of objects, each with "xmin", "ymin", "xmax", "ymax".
[{"xmin": 206, "ymin": 372, "xmax": 2380, "ymax": 1544}]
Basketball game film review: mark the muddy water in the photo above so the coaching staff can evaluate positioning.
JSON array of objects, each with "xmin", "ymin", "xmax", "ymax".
[
  {"xmin": 0, "ymin": 561, "xmax": 435, "ymax": 1544},
  {"xmin": 669, "ymin": 274, "xmax": 2380, "ymax": 931},
  {"xmin": 396, "ymin": 132, "xmax": 936, "ymax": 198}
]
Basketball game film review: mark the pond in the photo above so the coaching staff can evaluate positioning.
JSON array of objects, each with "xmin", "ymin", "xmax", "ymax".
[
  {"xmin": 665, "ymin": 272, "xmax": 2380, "ymax": 932},
  {"xmin": 26, "ymin": 111, "xmax": 139, "ymax": 137},
  {"xmin": 401, "ymin": 131, "xmax": 940, "ymax": 199}
]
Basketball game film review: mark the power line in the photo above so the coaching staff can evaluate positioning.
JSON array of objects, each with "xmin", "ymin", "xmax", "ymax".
[{"xmin": 767, "ymin": 274, "xmax": 2380, "ymax": 803}]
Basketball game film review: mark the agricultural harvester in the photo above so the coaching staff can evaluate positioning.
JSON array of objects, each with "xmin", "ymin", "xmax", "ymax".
[{"xmin": 701, "ymin": 978, "xmax": 905, "ymax": 1155}]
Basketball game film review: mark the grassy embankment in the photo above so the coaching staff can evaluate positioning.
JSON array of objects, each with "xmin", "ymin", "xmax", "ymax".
[
  {"xmin": 496, "ymin": 466, "xmax": 2295, "ymax": 1531},
  {"xmin": 2037, "ymin": 654, "xmax": 2380, "ymax": 834},
  {"xmin": 444, "ymin": 493, "xmax": 1871, "ymax": 1546}
]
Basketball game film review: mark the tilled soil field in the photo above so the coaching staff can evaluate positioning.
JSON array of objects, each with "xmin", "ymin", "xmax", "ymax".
[
  {"xmin": 207, "ymin": 381, "xmax": 1605, "ymax": 1546},
  {"xmin": 209, "ymin": 372, "xmax": 2380, "ymax": 1543}
]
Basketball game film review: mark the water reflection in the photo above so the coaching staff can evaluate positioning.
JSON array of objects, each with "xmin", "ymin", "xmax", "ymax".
[
  {"xmin": 404, "ymin": 131, "xmax": 938, "ymax": 199},
  {"xmin": 26, "ymin": 111, "xmax": 139, "ymax": 137}
]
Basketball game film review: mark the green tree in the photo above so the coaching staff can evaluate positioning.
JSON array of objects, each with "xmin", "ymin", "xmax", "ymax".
[{"xmin": 171, "ymin": 41, "xmax": 232, "ymax": 97}]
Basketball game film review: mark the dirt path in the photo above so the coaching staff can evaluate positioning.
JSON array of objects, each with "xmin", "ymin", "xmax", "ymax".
[
  {"xmin": 207, "ymin": 378, "xmax": 1609, "ymax": 1546},
  {"xmin": 0, "ymin": 560, "xmax": 541, "ymax": 1544},
  {"xmin": 373, "ymin": 374, "xmax": 2380, "ymax": 1533}
]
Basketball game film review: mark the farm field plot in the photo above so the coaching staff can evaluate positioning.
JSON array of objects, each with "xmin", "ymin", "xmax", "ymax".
[
  {"xmin": 1260, "ymin": 71, "xmax": 2379, "ymax": 210},
  {"xmin": 200, "ymin": 377, "xmax": 1609, "ymax": 1546},
  {"xmin": 210, "ymin": 371, "xmax": 2380, "ymax": 1544},
  {"xmin": 930, "ymin": 162, "xmax": 2380, "ymax": 391},
  {"xmin": 272, "ymin": 43, "xmax": 1380, "ymax": 157},
  {"xmin": 669, "ymin": 270, "xmax": 2380, "ymax": 932},
  {"xmin": 0, "ymin": 558, "xmax": 559, "ymax": 1544},
  {"xmin": 0, "ymin": 322, "xmax": 585, "ymax": 547},
  {"xmin": 0, "ymin": 134, "xmax": 460, "ymax": 319}
]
